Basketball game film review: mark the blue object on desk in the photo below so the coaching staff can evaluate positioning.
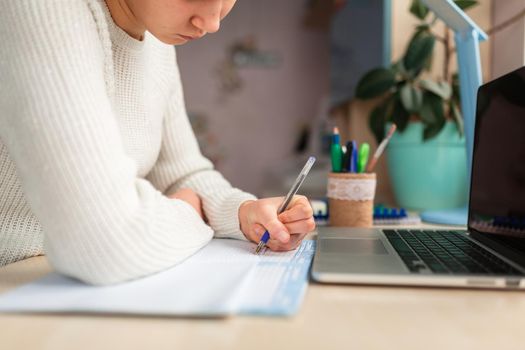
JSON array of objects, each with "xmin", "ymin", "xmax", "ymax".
[
  {"xmin": 373, "ymin": 205, "xmax": 421, "ymax": 225},
  {"xmin": 239, "ymin": 240, "xmax": 316, "ymax": 316},
  {"xmin": 374, "ymin": 205, "xmax": 407, "ymax": 219},
  {"xmin": 421, "ymin": 207, "xmax": 468, "ymax": 226},
  {"xmin": 420, "ymin": 0, "xmax": 487, "ymax": 226},
  {"xmin": 311, "ymin": 199, "xmax": 329, "ymax": 226}
]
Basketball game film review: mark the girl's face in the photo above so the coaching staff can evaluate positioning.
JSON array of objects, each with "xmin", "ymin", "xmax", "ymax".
[{"xmin": 126, "ymin": 0, "xmax": 236, "ymax": 45}]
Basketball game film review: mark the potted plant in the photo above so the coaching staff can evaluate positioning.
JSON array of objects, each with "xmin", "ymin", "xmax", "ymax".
[{"xmin": 354, "ymin": 0, "xmax": 479, "ymax": 210}]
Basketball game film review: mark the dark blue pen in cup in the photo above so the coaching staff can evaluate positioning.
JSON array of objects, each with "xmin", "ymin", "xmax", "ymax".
[{"xmin": 351, "ymin": 140, "xmax": 358, "ymax": 173}]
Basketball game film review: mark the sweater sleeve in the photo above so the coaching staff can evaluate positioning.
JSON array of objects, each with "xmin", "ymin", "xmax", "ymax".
[
  {"xmin": 0, "ymin": 0, "xmax": 215, "ymax": 285},
  {"xmin": 146, "ymin": 51, "xmax": 257, "ymax": 241}
]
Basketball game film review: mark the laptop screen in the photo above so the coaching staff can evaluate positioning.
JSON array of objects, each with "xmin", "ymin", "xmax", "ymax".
[{"xmin": 469, "ymin": 66, "xmax": 525, "ymax": 250}]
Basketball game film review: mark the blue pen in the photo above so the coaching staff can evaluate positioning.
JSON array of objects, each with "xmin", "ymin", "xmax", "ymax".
[
  {"xmin": 254, "ymin": 156, "xmax": 316, "ymax": 254},
  {"xmin": 350, "ymin": 140, "xmax": 358, "ymax": 173}
]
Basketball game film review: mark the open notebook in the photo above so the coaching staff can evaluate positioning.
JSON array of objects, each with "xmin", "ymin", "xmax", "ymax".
[{"xmin": 0, "ymin": 239, "xmax": 316, "ymax": 317}]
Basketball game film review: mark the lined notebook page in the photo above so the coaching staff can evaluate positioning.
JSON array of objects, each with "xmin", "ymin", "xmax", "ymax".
[
  {"xmin": 0, "ymin": 239, "xmax": 314, "ymax": 316},
  {"xmin": 238, "ymin": 240, "xmax": 316, "ymax": 315}
]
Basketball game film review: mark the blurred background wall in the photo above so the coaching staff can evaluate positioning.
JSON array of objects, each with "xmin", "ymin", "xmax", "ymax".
[
  {"xmin": 491, "ymin": 0, "xmax": 525, "ymax": 79},
  {"xmin": 177, "ymin": 0, "xmax": 525, "ymax": 202},
  {"xmin": 177, "ymin": 0, "xmax": 330, "ymax": 197}
]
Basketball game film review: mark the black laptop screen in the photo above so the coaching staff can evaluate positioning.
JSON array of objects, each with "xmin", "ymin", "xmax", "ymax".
[{"xmin": 469, "ymin": 67, "xmax": 525, "ymax": 245}]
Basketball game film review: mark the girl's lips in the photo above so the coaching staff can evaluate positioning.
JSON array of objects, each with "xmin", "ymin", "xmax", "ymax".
[{"xmin": 178, "ymin": 34, "xmax": 196, "ymax": 41}]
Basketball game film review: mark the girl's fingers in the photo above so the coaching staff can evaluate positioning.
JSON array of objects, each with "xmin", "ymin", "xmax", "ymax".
[
  {"xmin": 251, "ymin": 223, "xmax": 266, "ymax": 241},
  {"xmin": 278, "ymin": 199, "xmax": 313, "ymax": 223},
  {"xmin": 266, "ymin": 232, "xmax": 308, "ymax": 251},
  {"xmin": 250, "ymin": 195, "xmax": 313, "ymax": 247},
  {"xmin": 255, "ymin": 217, "xmax": 314, "ymax": 247},
  {"xmin": 284, "ymin": 218, "xmax": 316, "ymax": 235},
  {"xmin": 250, "ymin": 219, "xmax": 289, "ymax": 244},
  {"xmin": 256, "ymin": 205, "xmax": 290, "ymax": 243}
]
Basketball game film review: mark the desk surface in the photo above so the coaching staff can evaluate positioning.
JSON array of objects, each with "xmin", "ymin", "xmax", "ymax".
[{"xmin": 1, "ymin": 225, "xmax": 524, "ymax": 350}]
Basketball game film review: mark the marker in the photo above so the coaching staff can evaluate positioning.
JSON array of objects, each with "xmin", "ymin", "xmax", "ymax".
[
  {"xmin": 357, "ymin": 142, "xmax": 370, "ymax": 173},
  {"xmin": 331, "ymin": 127, "xmax": 343, "ymax": 173},
  {"xmin": 367, "ymin": 124, "xmax": 397, "ymax": 172},
  {"xmin": 342, "ymin": 141, "xmax": 353, "ymax": 172},
  {"xmin": 341, "ymin": 145, "xmax": 347, "ymax": 171},
  {"xmin": 254, "ymin": 156, "xmax": 316, "ymax": 254},
  {"xmin": 350, "ymin": 140, "xmax": 358, "ymax": 173}
]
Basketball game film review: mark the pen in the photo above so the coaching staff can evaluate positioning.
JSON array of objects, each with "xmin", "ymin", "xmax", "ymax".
[
  {"xmin": 366, "ymin": 124, "xmax": 397, "ymax": 172},
  {"xmin": 357, "ymin": 142, "xmax": 370, "ymax": 173},
  {"xmin": 330, "ymin": 127, "xmax": 342, "ymax": 173},
  {"xmin": 342, "ymin": 141, "xmax": 353, "ymax": 172},
  {"xmin": 254, "ymin": 156, "xmax": 316, "ymax": 254},
  {"xmin": 350, "ymin": 140, "xmax": 358, "ymax": 173},
  {"xmin": 340, "ymin": 145, "xmax": 347, "ymax": 171}
]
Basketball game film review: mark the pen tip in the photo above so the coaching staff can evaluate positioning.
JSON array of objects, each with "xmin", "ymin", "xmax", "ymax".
[{"xmin": 255, "ymin": 242, "xmax": 264, "ymax": 254}]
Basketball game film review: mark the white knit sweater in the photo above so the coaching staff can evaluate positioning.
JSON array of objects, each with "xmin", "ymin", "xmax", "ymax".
[{"xmin": 0, "ymin": 0, "xmax": 256, "ymax": 285}]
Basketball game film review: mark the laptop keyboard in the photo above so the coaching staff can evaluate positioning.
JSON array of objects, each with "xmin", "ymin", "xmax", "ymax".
[{"xmin": 384, "ymin": 230, "xmax": 523, "ymax": 275}]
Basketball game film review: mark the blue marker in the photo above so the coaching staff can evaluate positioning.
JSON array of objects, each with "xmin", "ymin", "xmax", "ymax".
[
  {"xmin": 350, "ymin": 140, "xmax": 358, "ymax": 173},
  {"xmin": 343, "ymin": 141, "xmax": 353, "ymax": 172}
]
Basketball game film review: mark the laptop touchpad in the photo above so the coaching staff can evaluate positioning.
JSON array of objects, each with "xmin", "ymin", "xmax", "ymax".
[{"xmin": 320, "ymin": 238, "xmax": 388, "ymax": 255}]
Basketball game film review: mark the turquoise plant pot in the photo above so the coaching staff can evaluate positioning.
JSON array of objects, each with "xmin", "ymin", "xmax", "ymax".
[{"xmin": 386, "ymin": 122, "xmax": 468, "ymax": 211}]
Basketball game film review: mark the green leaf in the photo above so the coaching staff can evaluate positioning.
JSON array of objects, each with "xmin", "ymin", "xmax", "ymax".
[
  {"xmin": 454, "ymin": 0, "xmax": 478, "ymax": 11},
  {"xmin": 419, "ymin": 92, "xmax": 446, "ymax": 140},
  {"xmin": 391, "ymin": 60, "xmax": 405, "ymax": 76},
  {"xmin": 391, "ymin": 94, "xmax": 411, "ymax": 133},
  {"xmin": 355, "ymin": 68, "xmax": 396, "ymax": 99},
  {"xmin": 438, "ymin": 82, "xmax": 452, "ymax": 99},
  {"xmin": 410, "ymin": 0, "xmax": 429, "ymax": 20},
  {"xmin": 451, "ymin": 73, "xmax": 461, "ymax": 103},
  {"xmin": 403, "ymin": 32, "xmax": 436, "ymax": 75},
  {"xmin": 415, "ymin": 24, "xmax": 431, "ymax": 34},
  {"xmin": 369, "ymin": 101, "xmax": 389, "ymax": 144},
  {"xmin": 423, "ymin": 50, "xmax": 434, "ymax": 72},
  {"xmin": 400, "ymin": 84, "xmax": 423, "ymax": 113},
  {"xmin": 420, "ymin": 79, "xmax": 452, "ymax": 99},
  {"xmin": 423, "ymin": 119, "xmax": 446, "ymax": 140},
  {"xmin": 411, "ymin": 27, "xmax": 433, "ymax": 73},
  {"xmin": 420, "ymin": 92, "xmax": 444, "ymax": 123}
]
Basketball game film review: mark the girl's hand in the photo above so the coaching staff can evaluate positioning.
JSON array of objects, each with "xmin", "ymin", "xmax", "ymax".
[
  {"xmin": 168, "ymin": 188, "xmax": 204, "ymax": 219},
  {"xmin": 238, "ymin": 196, "xmax": 315, "ymax": 251}
]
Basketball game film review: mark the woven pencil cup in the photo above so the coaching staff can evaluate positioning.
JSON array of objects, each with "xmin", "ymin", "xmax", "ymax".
[{"xmin": 327, "ymin": 172, "xmax": 376, "ymax": 227}]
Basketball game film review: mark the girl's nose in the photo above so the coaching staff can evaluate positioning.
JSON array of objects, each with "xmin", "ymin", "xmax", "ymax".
[{"xmin": 191, "ymin": 9, "xmax": 221, "ymax": 34}]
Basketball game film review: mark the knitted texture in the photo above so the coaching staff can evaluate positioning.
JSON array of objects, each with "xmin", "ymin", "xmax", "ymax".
[{"xmin": 0, "ymin": 0, "xmax": 256, "ymax": 284}]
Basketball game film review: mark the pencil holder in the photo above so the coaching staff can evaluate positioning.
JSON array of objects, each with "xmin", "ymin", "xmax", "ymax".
[{"xmin": 327, "ymin": 172, "xmax": 376, "ymax": 227}]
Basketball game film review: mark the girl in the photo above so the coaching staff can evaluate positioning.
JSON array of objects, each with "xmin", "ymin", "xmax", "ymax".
[{"xmin": 0, "ymin": 0, "xmax": 315, "ymax": 285}]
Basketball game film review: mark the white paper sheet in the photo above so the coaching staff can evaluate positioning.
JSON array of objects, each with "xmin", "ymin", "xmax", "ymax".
[{"xmin": 0, "ymin": 239, "xmax": 313, "ymax": 317}]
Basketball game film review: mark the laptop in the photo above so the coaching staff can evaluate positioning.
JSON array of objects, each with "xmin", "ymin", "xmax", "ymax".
[{"xmin": 311, "ymin": 66, "xmax": 525, "ymax": 289}]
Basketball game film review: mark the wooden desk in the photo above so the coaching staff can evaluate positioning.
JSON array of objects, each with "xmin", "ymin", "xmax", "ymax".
[{"xmin": 1, "ymin": 226, "xmax": 524, "ymax": 350}]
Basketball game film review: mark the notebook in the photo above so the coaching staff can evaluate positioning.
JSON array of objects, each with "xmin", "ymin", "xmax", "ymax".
[{"xmin": 0, "ymin": 239, "xmax": 316, "ymax": 317}]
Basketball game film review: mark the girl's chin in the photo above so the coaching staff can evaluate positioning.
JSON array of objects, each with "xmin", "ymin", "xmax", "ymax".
[{"xmin": 152, "ymin": 33, "xmax": 188, "ymax": 46}]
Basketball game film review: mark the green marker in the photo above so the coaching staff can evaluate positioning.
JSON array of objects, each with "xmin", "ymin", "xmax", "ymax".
[
  {"xmin": 357, "ymin": 142, "xmax": 370, "ymax": 173},
  {"xmin": 331, "ymin": 127, "xmax": 343, "ymax": 172}
]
